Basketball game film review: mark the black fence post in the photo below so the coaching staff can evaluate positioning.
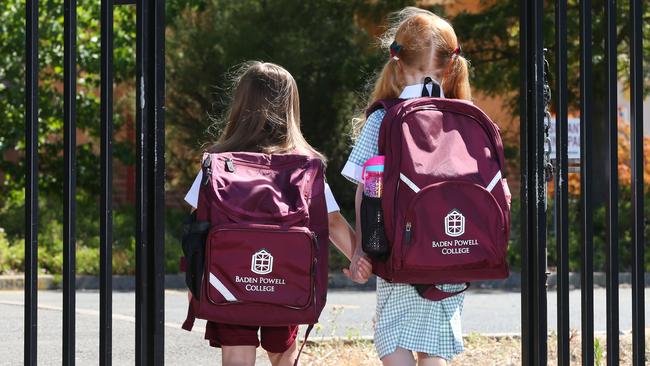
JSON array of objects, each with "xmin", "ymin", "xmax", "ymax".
[
  {"xmin": 520, "ymin": 0, "xmax": 547, "ymax": 364},
  {"xmin": 520, "ymin": 0, "xmax": 532, "ymax": 363},
  {"xmin": 100, "ymin": 0, "xmax": 114, "ymax": 364},
  {"xmin": 151, "ymin": 0, "xmax": 166, "ymax": 362},
  {"xmin": 63, "ymin": 0, "xmax": 77, "ymax": 364},
  {"xmin": 604, "ymin": 0, "xmax": 619, "ymax": 365},
  {"xmin": 579, "ymin": 0, "xmax": 594, "ymax": 363},
  {"xmin": 24, "ymin": 0, "xmax": 39, "ymax": 365},
  {"xmin": 135, "ymin": 0, "xmax": 166, "ymax": 364},
  {"xmin": 553, "ymin": 0, "xmax": 570, "ymax": 364},
  {"xmin": 629, "ymin": 1, "xmax": 645, "ymax": 365}
]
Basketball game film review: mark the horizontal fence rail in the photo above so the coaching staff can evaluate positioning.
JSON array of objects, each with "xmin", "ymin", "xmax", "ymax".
[{"xmin": 522, "ymin": 0, "xmax": 646, "ymax": 365}]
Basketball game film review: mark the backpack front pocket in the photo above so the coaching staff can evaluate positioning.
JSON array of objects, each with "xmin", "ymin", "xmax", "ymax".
[
  {"xmin": 361, "ymin": 195, "xmax": 390, "ymax": 259},
  {"xmin": 401, "ymin": 181, "xmax": 506, "ymax": 271},
  {"xmin": 206, "ymin": 224, "xmax": 316, "ymax": 309}
]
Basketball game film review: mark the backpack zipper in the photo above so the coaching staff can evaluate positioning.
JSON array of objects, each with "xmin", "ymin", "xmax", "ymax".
[
  {"xmin": 312, "ymin": 231, "xmax": 319, "ymax": 308},
  {"xmin": 404, "ymin": 222, "xmax": 412, "ymax": 244}
]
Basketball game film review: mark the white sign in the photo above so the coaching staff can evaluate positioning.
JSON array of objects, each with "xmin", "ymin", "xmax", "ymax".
[{"xmin": 548, "ymin": 117, "xmax": 581, "ymax": 160}]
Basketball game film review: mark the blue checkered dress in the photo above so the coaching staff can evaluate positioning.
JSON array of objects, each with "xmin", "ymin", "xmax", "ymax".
[{"xmin": 341, "ymin": 108, "xmax": 465, "ymax": 361}]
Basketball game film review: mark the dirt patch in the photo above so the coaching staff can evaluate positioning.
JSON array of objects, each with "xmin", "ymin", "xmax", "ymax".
[{"xmin": 301, "ymin": 331, "xmax": 650, "ymax": 365}]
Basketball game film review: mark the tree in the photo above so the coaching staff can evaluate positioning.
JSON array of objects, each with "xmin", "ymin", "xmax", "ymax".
[
  {"xmin": 165, "ymin": 0, "xmax": 419, "ymax": 213},
  {"xmin": 0, "ymin": 0, "xmax": 137, "ymax": 199},
  {"xmin": 452, "ymin": 0, "xmax": 650, "ymax": 201},
  {"xmin": 0, "ymin": 0, "xmax": 142, "ymax": 274}
]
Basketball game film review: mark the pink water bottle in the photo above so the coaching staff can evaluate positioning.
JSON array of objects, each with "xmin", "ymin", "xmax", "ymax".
[{"xmin": 362, "ymin": 156, "xmax": 385, "ymax": 197}]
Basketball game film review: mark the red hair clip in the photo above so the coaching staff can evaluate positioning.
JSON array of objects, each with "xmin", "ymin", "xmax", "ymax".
[{"xmin": 453, "ymin": 45, "xmax": 462, "ymax": 56}]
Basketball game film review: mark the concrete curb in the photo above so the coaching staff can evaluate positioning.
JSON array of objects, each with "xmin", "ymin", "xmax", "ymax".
[{"xmin": 1, "ymin": 272, "xmax": 649, "ymax": 291}]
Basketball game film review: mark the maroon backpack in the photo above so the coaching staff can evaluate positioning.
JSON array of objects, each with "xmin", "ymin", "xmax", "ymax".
[
  {"xmin": 181, "ymin": 152, "xmax": 329, "ymax": 331},
  {"xmin": 370, "ymin": 98, "xmax": 510, "ymax": 299}
]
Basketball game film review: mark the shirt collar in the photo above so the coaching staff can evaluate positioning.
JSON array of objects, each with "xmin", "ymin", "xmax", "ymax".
[{"xmin": 399, "ymin": 81, "xmax": 445, "ymax": 99}]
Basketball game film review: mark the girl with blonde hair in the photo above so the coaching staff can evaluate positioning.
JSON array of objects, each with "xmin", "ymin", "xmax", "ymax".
[{"xmin": 343, "ymin": 8, "xmax": 471, "ymax": 366}]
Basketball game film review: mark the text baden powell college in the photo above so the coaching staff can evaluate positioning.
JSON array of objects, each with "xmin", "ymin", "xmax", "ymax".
[
  {"xmin": 432, "ymin": 238, "xmax": 480, "ymax": 255},
  {"xmin": 235, "ymin": 275, "xmax": 287, "ymax": 292}
]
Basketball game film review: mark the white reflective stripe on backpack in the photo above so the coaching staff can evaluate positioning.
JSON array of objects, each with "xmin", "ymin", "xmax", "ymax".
[
  {"xmin": 400, "ymin": 170, "xmax": 503, "ymax": 193},
  {"xmin": 209, "ymin": 272, "xmax": 237, "ymax": 302},
  {"xmin": 400, "ymin": 173, "xmax": 421, "ymax": 193},
  {"xmin": 486, "ymin": 171, "xmax": 502, "ymax": 192}
]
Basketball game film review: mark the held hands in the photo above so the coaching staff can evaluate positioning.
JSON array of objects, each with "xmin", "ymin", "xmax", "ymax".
[{"xmin": 343, "ymin": 252, "xmax": 373, "ymax": 284}]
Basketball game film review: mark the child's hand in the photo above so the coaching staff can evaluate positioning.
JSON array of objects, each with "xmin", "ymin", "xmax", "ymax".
[{"xmin": 343, "ymin": 253, "xmax": 373, "ymax": 284}]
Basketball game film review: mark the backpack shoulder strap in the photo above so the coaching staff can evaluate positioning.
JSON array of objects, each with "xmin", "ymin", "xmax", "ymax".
[
  {"xmin": 181, "ymin": 300, "xmax": 196, "ymax": 331},
  {"xmin": 366, "ymin": 98, "xmax": 403, "ymax": 118},
  {"xmin": 371, "ymin": 99, "xmax": 403, "ymax": 155},
  {"xmin": 292, "ymin": 324, "xmax": 315, "ymax": 366}
]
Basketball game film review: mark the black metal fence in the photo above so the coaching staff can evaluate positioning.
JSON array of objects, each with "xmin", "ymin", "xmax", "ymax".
[
  {"xmin": 22, "ymin": 0, "xmax": 165, "ymax": 365},
  {"xmin": 20, "ymin": 0, "xmax": 646, "ymax": 365},
  {"xmin": 520, "ymin": 0, "xmax": 646, "ymax": 365}
]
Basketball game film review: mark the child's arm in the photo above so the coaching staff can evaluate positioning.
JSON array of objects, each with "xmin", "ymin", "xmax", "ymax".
[
  {"xmin": 327, "ymin": 188, "xmax": 372, "ymax": 283},
  {"xmin": 502, "ymin": 178, "xmax": 512, "ymax": 209},
  {"xmin": 353, "ymin": 183, "xmax": 365, "ymax": 259},
  {"xmin": 342, "ymin": 184, "xmax": 372, "ymax": 283},
  {"xmin": 328, "ymin": 211, "xmax": 355, "ymax": 260}
]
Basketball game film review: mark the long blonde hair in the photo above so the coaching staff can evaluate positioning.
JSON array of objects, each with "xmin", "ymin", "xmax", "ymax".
[
  {"xmin": 355, "ymin": 7, "xmax": 471, "ymax": 137},
  {"xmin": 210, "ymin": 61, "xmax": 325, "ymax": 162}
]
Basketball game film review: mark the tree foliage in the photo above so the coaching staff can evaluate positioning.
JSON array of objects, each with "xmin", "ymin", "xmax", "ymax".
[
  {"xmin": 453, "ymin": 0, "xmax": 650, "ymax": 111},
  {"xmin": 452, "ymin": 0, "xmax": 650, "ymax": 202},
  {"xmin": 0, "ymin": 0, "xmax": 136, "ymax": 199},
  {"xmin": 165, "ymin": 0, "xmax": 422, "ymax": 213}
]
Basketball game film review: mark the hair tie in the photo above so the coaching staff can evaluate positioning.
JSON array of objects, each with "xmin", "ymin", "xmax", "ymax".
[
  {"xmin": 453, "ymin": 45, "xmax": 462, "ymax": 57},
  {"xmin": 390, "ymin": 41, "xmax": 402, "ymax": 61}
]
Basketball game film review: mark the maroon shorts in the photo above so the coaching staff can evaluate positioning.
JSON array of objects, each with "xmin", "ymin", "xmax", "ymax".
[{"xmin": 205, "ymin": 321, "xmax": 299, "ymax": 353}]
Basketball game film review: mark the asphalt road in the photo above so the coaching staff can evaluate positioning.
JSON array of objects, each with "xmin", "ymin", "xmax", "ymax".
[{"xmin": 1, "ymin": 287, "xmax": 648, "ymax": 365}]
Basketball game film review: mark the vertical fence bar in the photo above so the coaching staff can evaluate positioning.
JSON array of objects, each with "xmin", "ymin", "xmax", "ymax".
[
  {"xmin": 629, "ymin": 1, "xmax": 645, "ymax": 365},
  {"xmin": 519, "ymin": 0, "xmax": 532, "ymax": 362},
  {"xmin": 520, "ymin": 0, "xmax": 547, "ymax": 364},
  {"xmin": 150, "ymin": 0, "xmax": 166, "ymax": 362},
  {"xmin": 135, "ymin": 0, "xmax": 150, "ymax": 362},
  {"xmin": 604, "ymin": 0, "xmax": 619, "ymax": 364},
  {"xmin": 150, "ymin": 0, "xmax": 165, "ymax": 365},
  {"xmin": 100, "ymin": 0, "xmax": 114, "ymax": 364},
  {"xmin": 579, "ymin": 0, "xmax": 594, "ymax": 364},
  {"xmin": 532, "ymin": 1, "xmax": 547, "ymax": 364},
  {"xmin": 554, "ymin": 0, "xmax": 570, "ymax": 364},
  {"xmin": 63, "ymin": 0, "xmax": 77, "ymax": 364},
  {"xmin": 24, "ymin": 0, "xmax": 39, "ymax": 365},
  {"xmin": 135, "ymin": 0, "xmax": 166, "ymax": 362}
]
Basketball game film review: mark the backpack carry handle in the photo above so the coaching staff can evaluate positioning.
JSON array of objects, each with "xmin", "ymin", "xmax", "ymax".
[{"xmin": 421, "ymin": 77, "xmax": 442, "ymax": 98}]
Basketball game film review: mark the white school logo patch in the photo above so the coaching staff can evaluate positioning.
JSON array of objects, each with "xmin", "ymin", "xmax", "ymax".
[
  {"xmin": 445, "ymin": 209, "xmax": 465, "ymax": 237},
  {"xmin": 251, "ymin": 249, "xmax": 273, "ymax": 275}
]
